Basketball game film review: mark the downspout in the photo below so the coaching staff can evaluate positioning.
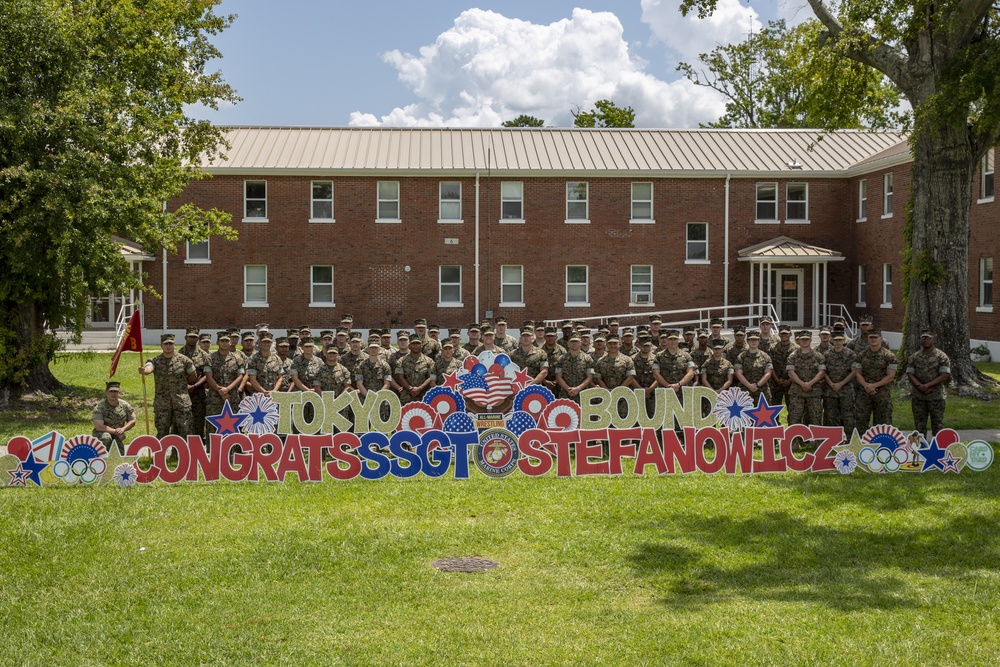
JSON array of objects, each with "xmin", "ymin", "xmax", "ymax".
[
  {"xmin": 724, "ymin": 172, "xmax": 731, "ymax": 317},
  {"xmin": 162, "ymin": 247, "xmax": 168, "ymax": 332},
  {"xmin": 475, "ymin": 172, "xmax": 480, "ymax": 323}
]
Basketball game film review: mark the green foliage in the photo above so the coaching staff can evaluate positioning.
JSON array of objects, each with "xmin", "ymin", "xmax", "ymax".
[
  {"xmin": 677, "ymin": 20, "xmax": 906, "ymax": 129},
  {"xmin": 501, "ymin": 114, "xmax": 545, "ymax": 127},
  {"xmin": 0, "ymin": 0, "xmax": 239, "ymax": 390},
  {"xmin": 572, "ymin": 99, "xmax": 636, "ymax": 128}
]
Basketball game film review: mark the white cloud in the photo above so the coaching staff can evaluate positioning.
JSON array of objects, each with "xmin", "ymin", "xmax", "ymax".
[
  {"xmin": 349, "ymin": 8, "xmax": 725, "ymax": 128},
  {"xmin": 640, "ymin": 0, "xmax": 761, "ymax": 61}
]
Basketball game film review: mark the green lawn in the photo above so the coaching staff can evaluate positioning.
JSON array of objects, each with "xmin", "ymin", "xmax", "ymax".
[{"xmin": 1, "ymin": 353, "xmax": 999, "ymax": 666}]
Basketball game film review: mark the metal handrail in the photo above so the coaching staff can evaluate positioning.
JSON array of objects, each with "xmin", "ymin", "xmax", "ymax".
[
  {"xmin": 115, "ymin": 300, "xmax": 135, "ymax": 339},
  {"xmin": 544, "ymin": 303, "xmax": 782, "ymax": 331}
]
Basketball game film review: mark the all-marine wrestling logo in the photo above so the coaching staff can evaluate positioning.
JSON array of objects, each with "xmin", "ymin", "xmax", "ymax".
[{"xmin": 474, "ymin": 428, "xmax": 520, "ymax": 478}]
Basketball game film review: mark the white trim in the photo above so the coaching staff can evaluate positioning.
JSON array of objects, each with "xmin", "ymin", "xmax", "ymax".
[
  {"xmin": 310, "ymin": 265, "xmax": 335, "ymax": 307},
  {"xmin": 882, "ymin": 172, "xmax": 893, "ymax": 216},
  {"xmin": 629, "ymin": 303, "xmax": 656, "ymax": 308},
  {"xmin": 439, "ymin": 180, "xmax": 462, "ymax": 222},
  {"xmin": 564, "ymin": 302, "xmax": 591, "ymax": 308},
  {"xmin": 786, "ymin": 182, "xmax": 808, "ymax": 222},
  {"xmin": 630, "ymin": 181, "xmax": 653, "ymax": 222},
  {"xmin": 858, "ymin": 179, "xmax": 867, "ymax": 220},
  {"xmin": 856, "ymin": 218, "xmax": 867, "ymax": 223},
  {"xmin": 880, "ymin": 303, "xmax": 893, "ymax": 309},
  {"xmin": 436, "ymin": 302, "xmax": 465, "ymax": 308},
  {"xmin": 754, "ymin": 219, "xmax": 780, "ymax": 225},
  {"xmin": 500, "ymin": 181, "xmax": 523, "ymax": 222},
  {"xmin": 975, "ymin": 306, "xmax": 994, "ymax": 313},
  {"xmin": 630, "ymin": 264, "xmax": 653, "ymax": 306},
  {"xmin": 308, "ymin": 303, "xmax": 336, "ymax": 308},
  {"xmin": 565, "ymin": 264, "xmax": 589, "ymax": 306},
  {"xmin": 880, "ymin": 213, "xmax": 893, "ymax": 220},
  {"xmin": 244, "ymin": 264, "xmax": 267, "ymax": 306},
  {"xmin": 685, "ymin": 222, "xmax": 709, "ymax": 262},
  {"xmin": 375, "ymin": 218, "xmax": 402, "ymax": 224},
  {"xmin": 377, "ymin": 180, "xmax": 400, "ymax": 221},
  {"xmin": 311, "ymin": 180, "xmax": 334, "ymax": 221},
  {"xmin": 755, "ymin": 182, "xmax": 778, "ymax": 222},
  {"xmin": 976, "ymin": 197, "xmax": 995, "ymax": 205},
  {"xmin": 785, "ymin": 219, "xmax": 811, "ymax": 225},
  {"xmin": 684, "ymin": 260, "xmax": 711, "ymax": 265},
  {"xmin": 856, "ymin": 302, "xmax": 867, "ymax": 308},
  {"xmin": 437, "ymin": 219, "xmax": 465, "ymax": 224},
  {"xmin": 186, "ymin": 239, "xmax": 210, "ymax": 263},
  {"xmin": 242, "ymin": 218, "xmax": 269, "ymax": 223},
  {"xmin": 183, "ymin": 259, "xmax": 211, "ymax": 265},
  {"xmin": 308, "ymin": 218, "xmax": 336, "ymax": 224},
  {"xmin": 564, "ymin": 219, "xmax": 591, "ymax": 224},
  {"xmin": 629, "ymin": 219, "xmax": 656, "ymax": 225},
  {"xmin": 242, "ymin": 302, "xmax": 270, "ymax": 308},
  {"xmin": 244, "ymin": 179, "xmax": 267, "ymax": 221},
  {"xmin": 439, "ymin": 264, "xmax": 462, "ymax": 306},
  {"xmin": 498, "ymin": 218, "xmax": 525, "ymax": 224},
  {"xmin": 500, "ymin": 264, "xmax": 524, "ymax": 306},
  {"xmin": 566, "ymin": 181, "xmax": 588, "ymax": 221},
  {"xmin": 498, "ymin": 302, "xmax": 525, "ymax": 308}
]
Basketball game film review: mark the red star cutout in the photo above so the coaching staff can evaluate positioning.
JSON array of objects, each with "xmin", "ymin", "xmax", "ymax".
[
  {"xmin": 206, "ymin": 401, "xmax": 248, "ymax": 435},
  {"xmin": 442, "ymin": 372, "xmax": 462, "ymax": 391},
  {"xmin": 510, "ymin": 367, "xmax": 532, "ymax": 390}
]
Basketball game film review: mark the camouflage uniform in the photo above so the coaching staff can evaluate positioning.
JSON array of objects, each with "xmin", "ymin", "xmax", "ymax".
[
  {"xmin": 768, "ymin": 340, "xmax": 795, "ymax": 407},
  {"xmin": 906, "ymin": 347, "xmax": 951, "ymax": 435},
  {"xmin": 510, "ymin": 346, "xmax": 549, "ymax": 381},
  {"xmin": 276, "ymin": 355, "xmax": 294, "ymax": 389},
  {"xmin": 856, "ymin": 346, "xmax": 898, "ymax": 427},
  {"xmin": 290, "ymin": 355, "xmax": 323, "ymax": 392},
  {"xmin": 821, "ymin": 346, "xmax": 859, "ymax": 433},
  {"xmin": 181, "ymin": 343, "xmax": 211, "ymax": 441},
  {"xmin": 656, "ymin": 349, "xmax": 695, "ymax": 385},
  {"xmin": 91, "ymin": 398, "xmax": 135, "ymax": 454},
  {"xmin": 434, "ymin": 354, "xmax": 464, "ymax": 379},
  {"xmin": 633, "ymin": 353, "xmax": 658, "ymax": 387},
  {"xmin": 595, "ymin": 353, "xmax": 637, "ymax": 389},
  {"xmin": 541, "ymin": 342, "xmax": 568, "ymax": 370},
  {"xmin": 148, "ymin": 353, "xmax": 195, "ymax": 438},
  {"xmin": 554, "ymin": 351, "xmax": 594, "ymax": 402},
  {"xmin": 395, "ymin": 353, "xmax": 436, "ymax": 401},
  {"xmin": 701, "ymin": 357, "xmax": 734, "ymax": 391},
  {"xmin": 356, "ymin": 356, "xmax": 393, "ymax": 392},
  {"xmin": 690, "ymin": 345, "xmax": 711, "ymax": 372},
  {"xmin": 495, "ymin": 333, "xmax": 518, "ymax": 353},
  {"xmin": 341, "ymin": 350, "xmax": 366, "ymax": 378},
  {"xmin": 462, "ymin": 341, "xmax": 480, "ymax": 356},
  {"xmin": 419, "ymin": 336, "xmax": 442, "ymax": 361},
  {"xmin": 724, "ymin": 341, "xmax": 748, "ymax": 366},
  {"xmin": 247, "ymin": 351, "xmax": 285, "ymax": 392},
  {"xmin": 786, "ymin": 347, "xmax": 825, "ymax": 425},
  {"xmin": 205, "ymin": 351, "xmax": 245, "ymax": 417},
  {"xmin": 734, "ymin": 349, "xmax": 772, "ymax": 403},
  {"xmin": 316, "ymin": 362, "xmax": 353, "ymax": 395}
]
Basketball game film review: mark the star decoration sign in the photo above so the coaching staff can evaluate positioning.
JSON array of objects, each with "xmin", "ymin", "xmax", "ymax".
[
  {"xmin": 920, "ymin": 436, "xmax": 949, "ymax": 472},
  {"xmin": 747, "ymin": 395, "xmax": 784, "ymax": 428},
  {"xmin": 206, "ymin": 401, "xmax": 248, "ymax": 436}
]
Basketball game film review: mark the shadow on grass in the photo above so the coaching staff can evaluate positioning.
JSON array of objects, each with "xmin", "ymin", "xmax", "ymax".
[{"xmin": 631, "ymin": 509, "xmax": 1000, "ymax": 611}]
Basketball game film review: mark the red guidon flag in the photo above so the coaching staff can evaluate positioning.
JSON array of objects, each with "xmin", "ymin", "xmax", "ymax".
[{"xmin": 110, "ymin": 310, "xmax": 143, "ymax": 377}]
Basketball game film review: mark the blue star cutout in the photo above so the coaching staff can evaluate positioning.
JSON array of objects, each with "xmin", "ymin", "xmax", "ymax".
[
  {"xmin": 247, "ymin": 404, "xmax": 270, "ymax": 428},
  {"xmin": 19, "ymin": 454, "xmax": 48, "ymax": 487},
  {"xmin": 747, "ymin": 395, "xmax": 783, "ymax": 428},
  {"xmin": 727, "ymin": 402, "xmax": 746, "ymax": 420},
  {"xmin": 919, "ymin": 436, "xmax": 949, "ymax": 472},
  {"xmin": 7, "ymin": 463, "xmax": 30, "ymax": 486},
  {"xmin": 206, "ymin": 401, "xmax": 248, "ymax": 435}
]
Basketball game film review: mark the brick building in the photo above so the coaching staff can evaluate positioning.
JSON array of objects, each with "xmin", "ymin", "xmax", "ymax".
[{"xmin": 139, "ymin": 127, "xmax": 997, "ymax": 344}]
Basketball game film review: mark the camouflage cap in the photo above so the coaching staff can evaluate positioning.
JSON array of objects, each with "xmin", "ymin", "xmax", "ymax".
[
  {"xmin": 335, "ymin": 327, "xmax": 348, "ymax": 335},
  {"xmin": 198, "ymin": 333, "xmax": 212, "ymax": 342},
  {"xmin": 733, "ymin": 325, "xmax": 746, "ymax": 334},
  {"xmin": 340, "ymin": 313, "xmax": 354, "ymax": 323},
  {"xmin": 349, "ymin": 332, "xmax": 363, "ymax": 342},
  {"xmin": 760, "ymin": 316, "xmax": 775, "ymax": 325},
  {"xmin": 664, "ymin": 329, "xmax": 680, "ymax": 339},
  {"xmin": 710, "ymin": 338, "xmax": 727, "ymax": 348},
  {"xmin": 242, "ymin": 331, "xmax": 255, "ymax": 341},
  {"xmin": 215, "ymin": 331, "xmax": 230, "ymax": 342},
  {"xmin": 649, "ymin": 314, "xmax": 662, "ymax": 324},
  {"xmin": 495, "ymin": 316, "xmax": 508, "ymax": 324},
  {"xmin": 414, "ymin": 318, "xmax": 428, "ymax": 327},
  {"xmin": 778, "ymin": 325, "xmax": 792, "ymax": 334},
  {"xmin": 259, "ymin": 331, "xmax": 274, "ymax": 341},
  {"xmin": 106, "ymin": 381, "xmax": 121, "ymax": 391},
  {"xmin": 920, "ymin": 328, "xmax": 935, "ymax": 338},
  {"xmin": 320, "ymin": 330, "xmax": 334, "ymax": 339},
  {"xmin": 795, "ymin": 330, "xmax": 812, "ymax": 340},
  {"xmin": 160, "ymin": 333, "xmax": 176, "ymax": 343},
  {"xmin": 275, "ymin": 336, "xmax": 289, "ymax": 345},
  {"xmin": 696, "ymin": 329, "xmax": 710, "ymax": 338},
  {"xmin": 468, "ymin": 323, "xmax": 481, "ymax": 333},
  {"xmin": 185, "ymin": 327, "xmax": 200, "ymax": 336},
  {"xmin": 746, "ymin": 330, "xmax": 761, "ymax": 340},
  {"xmin": 710, "ymin": 317, "xmax": 724, "ymax": 326}
]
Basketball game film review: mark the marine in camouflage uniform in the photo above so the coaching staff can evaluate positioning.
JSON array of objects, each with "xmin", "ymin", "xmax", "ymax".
[
  {"xmin": 247, "ymin": 333, "xmax": 285, "ymax": 394},
  {"xmin": 701, "ymin": 339, "xmax": 734, "ymax": 391},
  {"xmin": 494, "ymin": 318, "xmax": 518, "ymax": 353},
  {"xmin": 315, "ymin": 349, "xmax": 354, "ymax": 395},
  {"xmin": 413, "ymin": 319, "xmax": 441, "ymax": 361},
  {"xmin": 690, "ymin": 330, "xmax": 712, "ymax": 371},
  {"xmin": 540, "ymin": 328, "xmax": 567, "ymax": 391},
  {"xmin": 357, "ymin": 348, "xmax": 393, "ymax": 395},
  {"xmin": 906, "ymin": 329, "xmax": 951, "ymax": 436},
  {"xmin": 786, "ymin": 331, "xmax": 826, "ymax": 425},
  {"xmin": 654, "ymin": 330, "xmax": 696, "ymax": 390},
  {"xmin": 768, "ymin": 328, "xmax": 795, "ymax": 408},
  {"xmin": 141, "ymin": 333, "xmax": 196, "ymax": 438},
  {"xmin": 594, "ymin": 336, "xmax": 638, "ymax": 389},
  {"xmin": 91, "ymin": 382, "xmax": 136, "ymax": 454},
  {"xmin": 855, "ymin": 330, "xmax": 898, "ymax": 428},
  {"xmin": 821, "ymin": 334, "xmax": 859, "ymax": 434},
  {"xmin": 395, "ymin": 337, "xmax": 436, "ymax": 402},
  {"xmin": 180, "ymin": 328, "xmax": 211, "ymax": 442},
  {"xmin": 434, "ymin": 341, "xmax": 465, "ymax": 379},
  {"xmin": 341, "ymin": 335, "xmax": 367, "ymax": 379},
  {"xmin": 205, "ymin": 333, "xmax": 246, "ymax": 417},
  {"xmin": 289, "ymin": 342, "xmax": 324, "ymax": 391},
  {"xmin": 758, "ymin": 317, "xmax": 779, "ymax": 356},
  {"xmin": 734, "ymin": 331, "xmax": 773, "ymax": 403},
  {"xmin": 724, "ymin": 326, "xmax": 748, "ymax": 365},
  {"xmin": 554, "ymin": 334, "xmax": 595, "ymax": 403},
  {"xmin": 511, "ymin": 329, "xmax": 550, "ymax": 383}
]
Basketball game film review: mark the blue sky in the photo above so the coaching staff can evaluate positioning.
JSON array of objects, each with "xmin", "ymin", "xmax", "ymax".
[{"xmin": 196, "ymin": 0, "xmax": 807, "ymax": 128}]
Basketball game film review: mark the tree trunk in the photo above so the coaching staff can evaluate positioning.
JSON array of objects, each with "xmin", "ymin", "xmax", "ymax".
[
  {"xmin": 0, "ymin": 301, "xmax": 66, "ymax": 409},
  {"xmin": 906, "ymin": 122, "xmax": 992, "ymax": 387}
]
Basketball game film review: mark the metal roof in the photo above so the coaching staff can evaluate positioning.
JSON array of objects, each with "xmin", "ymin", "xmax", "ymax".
[
  {"xmin": 738, "ymin": 236, "xmax": 845, "ymax": 263},
  {"xmin": 204, "ymin": 127, "xmax": 908, "ymax": 176}
]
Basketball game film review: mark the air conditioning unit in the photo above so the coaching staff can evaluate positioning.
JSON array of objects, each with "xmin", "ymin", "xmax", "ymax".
[{"xmin": 632, "ymin": 293, "xmax": 651, "ymax": 304}]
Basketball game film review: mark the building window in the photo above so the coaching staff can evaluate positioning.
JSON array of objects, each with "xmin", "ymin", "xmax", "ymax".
[
  {"xmin": 786, "ymin": 183, "xmax": 808, "ymax": 222},
  {"xmin": 981, "ymin": 257, "xmax": 994, "ymax": 310},
  {"xmin": 500, "ymin": 265, "xmax": 524, "ymax": 306},
  {"xmin": 566, "ymin": 265, "xmax": 589, "ymax": 305},
  {"xmin": 439, "ymin": 265, "xmax": 462, "ymax": 306},
  {"xmin": 311, "ymin": 181, "xmax": 334, "ymax": 221},
  {"xmin": 186, "ymin": 240, "xmax": 209, "ymax": 264},
  {"xmin": 756, "ymin": 183, "xmax": 777, "ymax": 222},
  {"xmin": 631, "ymin": 265, "xmax": 653, "ymax": 305},
  {"xmin": 439, "ymin": 181, "xmax": 462, "ymax": 222},
  {"xmin": 858, "ymin": 180, "xmax": 868, "ymax": 220},
  {"xmin": 310, "ymin": 265, "xmax": 334, "ymax": 306},
  {"xmin": 244, "ymin": 181, "xmax": 267, "ymax": 221},
  {"xmin": 501, "ymin": 182, "xmax": 523, "ymax": 222},
  {"xmin": 882, "ymin": 173, "xmax": 893, "ymax": 218},
  {"xmin": 631, "ymin": 182, "xmax": 653, "ymax": 222},
  {"xmin": 881, "ymin": 264, "xmax": 892, "ymax": 307},
  {"xmin": 981, "ymin": 149, "xmax": 995, "ymax": 201},
  {"xmin": 857, "ymin": 265, "xmax": 867, "ymax": 307},
  {"xmin": 686, "ymin": 223, "xmax": 708, "ymax": 263},
  {"xmin": 244, "ymin": 265, "xmax": 268, "ymax": 306},
  {"xmin": 377, "ymin": 181, "xmax": 400, "ymax": 222},
  {"xmin": 566, "ymin": 182, "xmax": 589, "ymax": 222}
]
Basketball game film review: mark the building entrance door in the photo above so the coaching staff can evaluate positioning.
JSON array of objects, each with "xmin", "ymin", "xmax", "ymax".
[{"xmin": 768, "ymin": 269, "xmax": 803, "ymax": 327}]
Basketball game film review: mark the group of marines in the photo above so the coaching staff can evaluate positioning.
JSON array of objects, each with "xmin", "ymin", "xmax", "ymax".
[{"xmin": 92, "ymin": 311, "xmax": 953, "ymax": 453}]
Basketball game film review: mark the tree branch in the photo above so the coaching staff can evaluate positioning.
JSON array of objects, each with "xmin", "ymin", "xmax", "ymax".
[{"xmin": 805, "ymin": 0, "xmax": 909, "ymax": 86}]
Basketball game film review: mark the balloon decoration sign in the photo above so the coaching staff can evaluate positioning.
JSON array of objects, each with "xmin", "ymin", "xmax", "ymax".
[{"xmin": 2, "ymin": 351, "xmax": 993, "ymax": 487}]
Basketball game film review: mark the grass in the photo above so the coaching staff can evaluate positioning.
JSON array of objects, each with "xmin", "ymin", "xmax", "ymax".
[{"xmin": 1, "ymin": 353, "xmax": 999, "ymax": 665}]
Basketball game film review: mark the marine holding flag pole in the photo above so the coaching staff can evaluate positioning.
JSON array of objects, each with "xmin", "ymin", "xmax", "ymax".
[{"xmin": 109, "ymin": 310, "xmax": 149, "ymax": 432}]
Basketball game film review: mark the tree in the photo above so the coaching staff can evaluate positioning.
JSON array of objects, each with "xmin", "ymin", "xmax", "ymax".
[
  {"xmin": 682, "ymin": 0, "xmax": 1000, "ymax": 387},
  {"xmin": 572, "ymin": 99, "xmax": 636, "ymax": 128},
  {"xmin": 0, "ymin": 0, "xmax": 239, "ymax": 404},
  {"xmin": 502, "ymin": 115, "xmax": 545, "ymax": 127},
  {"xmin": 678, "ymin": 19, "xmax": 905, "ymax": 130}
]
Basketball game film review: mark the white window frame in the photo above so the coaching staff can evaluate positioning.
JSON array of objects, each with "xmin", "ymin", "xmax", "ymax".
[
  {"xmin": 185, "ymin": 239, "xmax": 210, "ymax": 264},
  {"xmin": 500, "ymin": 265, "xmax": 524, "ymax": 307},
  {"xmin": 310, "ymin": 181, "xmax": 334, "ymax": 223},
  {"xmin": 856, "ymin": 265, "xmax": 867, "ymax": 307},
  {"xmin": 755, "ymin": 183, "xmax": 778, "ymax": 223},
  {"xmin": 565, "ymin": 265, "xmax": 589, "ymax": 307},
  {"xmin": 310, "ymin": 265, "xmax": 335, "ymax": 307},
  {"xmin": 565, "ymin": 182, "xmax": 589, "ymax": 224},
  {"xmin": 438, "ymin": 181, "xmax": 462, "ymax": 223},
  {"xmin": 685, "ymin": 222, "xmax": 709, "ymax": 264},
  {"xmin": 980, "ymin": 149, "xmax": 995, "ymax": 203},
  {"xmin": 438, "ymin": 265, "xmax": 463, "ymax": 307},
  {"xmin": 376, "ymin": 181, "xmax": 401, "ymax": 223},
  {"xmin": 630, "ymin": 182, "xmax": 654, "ymax": 224},
  {"xmin": 978, "ymin": 257, "xmax": 994, "ymax": 312},
  {"xmin": 858, "ymin": 179, "xmax": 868, "ymax": 221},
  {"xmin": 243, "ymin": 265, "xmax": 268, "ymax": 307},
  {"xmin": 882, "ymin": 173, "xmax": 893, "ymax": 219},
  {"xmin": 500, "ymin": 181, "xmax": 524, "ymax": 223},
  {"xmin": 244, "ymin": 180, "xmax": 268, "ymax": 222},
  {"xmin": 786, "ymin": 183, "xmax": 809, "ymax": 223},
  {"xmin": 881, "ymin": 263, "xmax": 892, "ymax": 308},
  {"xmin": 630, "ymin": 265, "xmax": 654, "ymax": 306}
]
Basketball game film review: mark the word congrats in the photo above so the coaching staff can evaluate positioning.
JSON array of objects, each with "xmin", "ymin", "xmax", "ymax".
[{"xmin": 2, "ymin": 384, "xmax": 991, "ymax": 487}]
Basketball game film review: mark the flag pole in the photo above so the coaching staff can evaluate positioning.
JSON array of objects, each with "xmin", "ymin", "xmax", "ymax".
[{"xmin": 139, "ymin": 348, "xmax": 150, "ymax": 434}]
